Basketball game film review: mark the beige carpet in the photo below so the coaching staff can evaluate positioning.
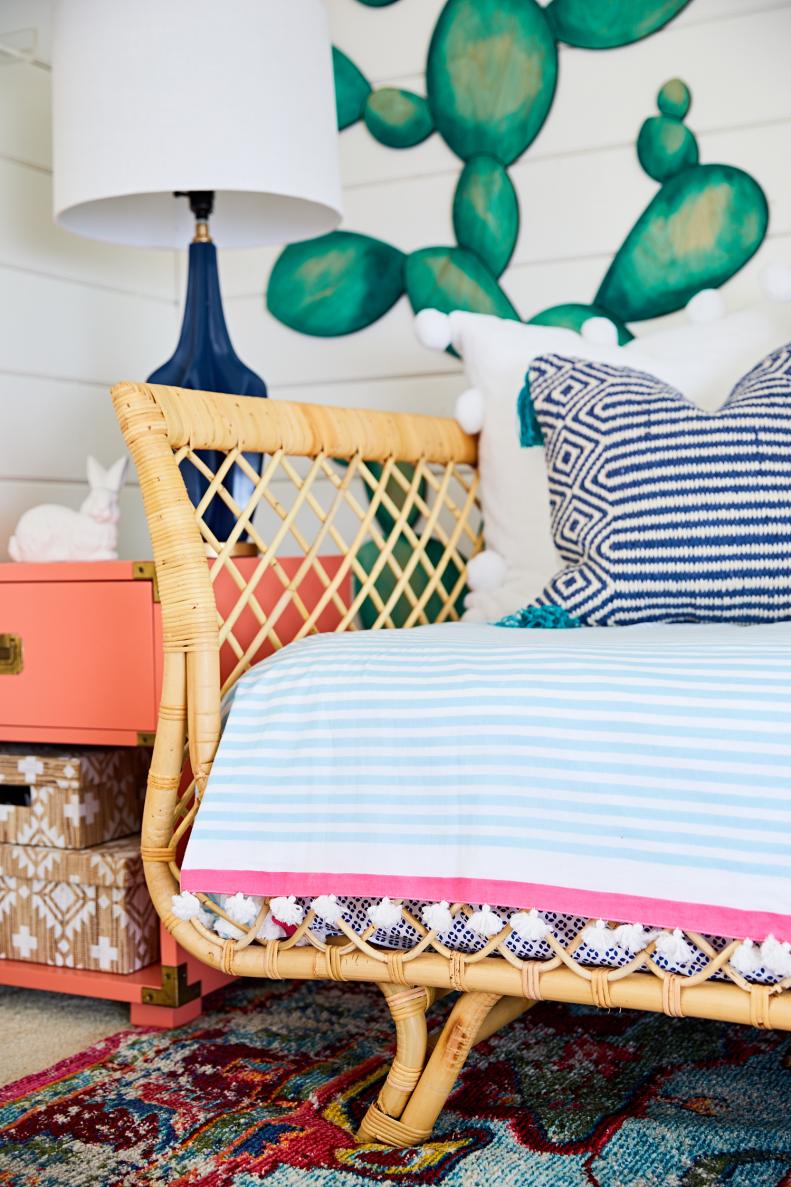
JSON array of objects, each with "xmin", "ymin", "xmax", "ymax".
[{"xmin": 0, "ymin": 985, "xmax": 128, "ymax": 1088}]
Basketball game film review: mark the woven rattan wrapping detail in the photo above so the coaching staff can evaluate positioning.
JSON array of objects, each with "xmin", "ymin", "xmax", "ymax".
[
  {"xmin": 140, "ymin": 846, "xmax": 176, "ymax": 863},
  {"xmin": 360, "ymin": 1102, "xmax": 432, "ymax": 1147},
  {"xmin": 326, "ymin": 944, "xmax": 349, "ymax": 982},
  {"xmin": 449, "ymin": 952, "xmax": 469, "ymax": 992},
  {"xmin": 521, "ymin": 962, "xmax": 544, "ymax": 1001},
  {"xmin": 221, "ymin": 939, "xmax": 236, "ymax": 976},
  {"xmin": 263, "ymin": 940, "xmax": 280, "ymax": 981},
  {"xmin": 387, "ymin": 954, "xmax": 410, "ymax": 986},
  {"xmin": 662, "ymin": 975, "xmax": 684, "ymax": 1018},
  {"xmin": 591, "ymin": 969, "xmax": 613, "ymax": 1010},
  {"xmin": 750, "ymin": 986, "xmax": 775, "ymax": 1029},
  {"xmin": 386, "ymin": 1059, "xmax": 423, "ymax": 1095},
  {"xmin": 387, "ymin": 987, "xmax": 431, "ymax": 1022}
]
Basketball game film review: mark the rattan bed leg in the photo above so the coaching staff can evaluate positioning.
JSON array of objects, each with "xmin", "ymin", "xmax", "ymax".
[
  {"xmin": 424, "ymin": 993, "xmax": 534, "ymax": 1056},
  {"xmin": 356, "ymin": 983, "xmax": 432, "ymax": 1144},
  {"xmin": 471, "ymin": 994, "xmax": 535, "ymax": 1047},
  {"xmin": 357, "ymin": 991, "xmax": 502, "ymax": 1147},
  {"xmin": 397, "ymin": 991, "xmax": 501, "ymax": 1143}
]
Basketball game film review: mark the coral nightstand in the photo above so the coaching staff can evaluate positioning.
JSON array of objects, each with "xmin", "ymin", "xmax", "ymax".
[{"xmin": 0, "ymin": 557, "xmax": 349, "ymax": 1025}]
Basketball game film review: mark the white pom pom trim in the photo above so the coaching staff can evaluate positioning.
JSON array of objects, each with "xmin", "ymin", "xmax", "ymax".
[
  {"xmin": 581, "ymin": 316, "xmax": 619, "ymax": 347},
  {"xmin": 467, "ymin": 904, "xmax": 504, "ymax": 938},
  {"xmin": 214, "ymin": 916, "xmax": 245, "ymax": 941},
  {"xmin": 686, "ymin": 288, "xmax": 726, "ymax": 324},
  {"xmin": 414, "ymin": 308, "xmax": 452, "ymax": 352},
  {"xmin": 270, "ymin": 895, "xmax": 304, "ymax": 927},
  {"xmin": 509, "ymin": 908, "xmax": 550, "ymax": 943},
  {"xmin": 582, "ymin": 919, "xmax": 614, "ymax": 955},
  {"xmin": 612, "ymin": 923, "xmax": 657, "ymax": 955},
  {"xmin": 310, "ymin": 894, "xmax": 342, "ymax": 926},
  {"xmin": 368, "ymin": 897, "xmax": 403, "ymax": 930},
  {"xmin": 454, "ymin": 388, "xmax": 486, "ymax": 435},
  {"xmin": 761, "ymin": 262, "xmax": 791, "ymax": 302},
  {"xmin": 219, "ymin": 892, "xmax": 260, "ymax": 927},
  {"xmin": 421, "ymin": 900, "xmax": 454, "ymax": 933},
  {"xmin": 730, "ymin": 938, "xmax": 761, "ymax": 975},
  {"xmin": 257, "ymin": 911, "xmax": 287, "ymax": 941},
  {"xmin": 759, "ymin": 934, "xmax": 791, "ymax": 978},
  {"xmin": 654, "ymin": 927, "xmax": 696, "ymax": 967},
  {"xmin": 171, "ymin": 891, "xmax": 202, "ymax": 921},
  {"xmin": 466, "ymin": 549, "xmax": 507, "ymax": 592}
]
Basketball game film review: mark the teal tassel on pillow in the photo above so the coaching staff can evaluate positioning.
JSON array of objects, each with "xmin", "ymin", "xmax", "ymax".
[
  {"xmin": 496, "ymin": 604, "xmax": 582, "ymax": 629},
  {"xmin": 516, "ymin": 376, "xmax": 544, "ymax": 447}
]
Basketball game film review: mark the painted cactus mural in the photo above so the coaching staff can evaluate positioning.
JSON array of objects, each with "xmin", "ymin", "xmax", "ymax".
[
  {"xmin": 453, "ymin": 157, "xmax": 520, "ymax": 278},
  {"xmin": 364, "ymin": 88, "xmax": 434, "ymax": 149},
  {"xmin": 267, "ymin": 1, "xmax": 767, "ymax": 335},
  {"xmin": 426, "ymin": 0, "xmax": 558, "ymax": 165},
  {"xmin": 598, "ymin": 84, "xmax": 769, "ymax": 321},
  {"xmin": 268, "ymin": 232, "xmax": 404, "ymax": 336},
  {"xmin": 543, "ymin": 0, "xmax": 691, "ymax": 49},
  {"xmin": 265, "ymin": 0, "xmax": 769, "ymax": 621}
]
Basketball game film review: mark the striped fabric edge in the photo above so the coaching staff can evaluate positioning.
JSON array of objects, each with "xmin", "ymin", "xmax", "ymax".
[
  {"xmin": 179, "ymin": 868, "xmax": 791, "ymax": 944},
  {"xmin": 191, "ymin": 622, "xmax": 791, "ymax": 946}
]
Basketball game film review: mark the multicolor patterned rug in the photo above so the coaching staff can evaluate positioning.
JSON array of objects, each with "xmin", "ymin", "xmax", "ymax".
[{"xmin": 2, "ymin": 979, "xmax": 790, "ymax": 1186}]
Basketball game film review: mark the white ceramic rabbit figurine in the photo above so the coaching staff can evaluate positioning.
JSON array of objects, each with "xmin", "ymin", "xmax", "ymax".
[{"xmin": 8, "ymin": 456, "xmax": 129, "ymax": 562}]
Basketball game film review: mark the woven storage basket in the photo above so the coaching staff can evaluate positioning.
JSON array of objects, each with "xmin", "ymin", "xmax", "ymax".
[
  {"xmin": 0, "ymin": 745, "xmax": 148, "ymax": 849},
  {"xmin": 0, "ymin": 833, "xmax": 157, "ymax": 973}
]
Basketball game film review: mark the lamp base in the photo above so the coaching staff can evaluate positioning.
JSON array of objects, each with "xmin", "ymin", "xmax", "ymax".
[{"xmin": 148, "ymin": 234, "xmax": 267, "ymax": 542}]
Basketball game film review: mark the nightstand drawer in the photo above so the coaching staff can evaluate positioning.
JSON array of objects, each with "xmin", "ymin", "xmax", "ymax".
[
  {"xmin": 0, "ymin": 556, "xmax": 351, "ymax": 746},
  {"xmin": 0, "ymin": 562, "xmax": 159, "ymax": 745}
]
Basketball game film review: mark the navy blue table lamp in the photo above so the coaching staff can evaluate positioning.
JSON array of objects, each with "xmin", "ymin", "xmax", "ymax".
[
  {"xmin": 147, "ymin": 191, "xmax": 268, "ymax": 542},
  {"xmin": 51, "ymin": 0, "xmax": 343, "ymax": 543}
]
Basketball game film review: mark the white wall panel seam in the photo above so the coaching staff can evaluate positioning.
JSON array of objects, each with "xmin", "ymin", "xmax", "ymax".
[
  {"xmin": 0, "ymin": 259, "xmax": 178, "ymax": 305},
  {"xmin": 341, "ymin": 115, "xmax": 791, "ymax": 192}
]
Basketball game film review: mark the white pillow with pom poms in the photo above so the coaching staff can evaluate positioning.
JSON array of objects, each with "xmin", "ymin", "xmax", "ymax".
[
  {"xmin": 625, "ymin": 293, "xmax": 791, "ymax": 411},
  {"xmin": 416, "ymin": 310, "xmax": 671, "ymax": 621},
  {"xmin": 415, "ymin": 280, "xmax": 791, "ymax": 622}
]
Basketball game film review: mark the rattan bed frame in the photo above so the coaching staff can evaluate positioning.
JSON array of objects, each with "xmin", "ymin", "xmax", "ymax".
[{"xmin": 114, "ymin": 380, "xmax": 791, "ymax": 1148}]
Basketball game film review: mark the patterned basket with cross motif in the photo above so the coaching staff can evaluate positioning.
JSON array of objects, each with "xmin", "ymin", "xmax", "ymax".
[
  {"xmin": 0, "ymin": 833, "xmax": 157, "ymax": 973},
  {"xmin": 0, "ymin": 745, "xmax": 149, "ymax": 850}
]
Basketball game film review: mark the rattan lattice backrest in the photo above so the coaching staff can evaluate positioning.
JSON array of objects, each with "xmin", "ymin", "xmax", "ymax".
[
  {"xmin": 114, "ymin": 383, "xmax": 481, "ymax": 704},
  {"xmin": 193, "ymin": 448, "xmax": 480, "ymax": 694}
]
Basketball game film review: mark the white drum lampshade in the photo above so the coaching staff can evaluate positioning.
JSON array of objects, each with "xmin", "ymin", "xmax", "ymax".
[
  {"xmin": 51, "ymin": 0, "xmax": 344, "ymax": 544},
  {"xmin": 51, "ymin": 0, "xmax": 344, "ymax": 248}
]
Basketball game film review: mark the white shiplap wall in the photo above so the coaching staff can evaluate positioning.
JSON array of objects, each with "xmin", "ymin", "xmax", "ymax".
[
  {"xmin": 1, "ymin": 0, "xmax": 790, "ymax": 559},
  {"xmin": 0, "ymin": 0, "xmax": 178, "ymax": 559}
]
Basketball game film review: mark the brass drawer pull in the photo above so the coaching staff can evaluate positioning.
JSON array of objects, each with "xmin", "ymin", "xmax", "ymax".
[{"xmin": 0, "ymin": 633, "xmax": 23, "ymax": 674}]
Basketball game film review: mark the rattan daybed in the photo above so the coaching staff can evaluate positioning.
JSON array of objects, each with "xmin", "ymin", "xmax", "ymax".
[{"xmin": 114, "ymin": 380, "xmax": 791, "ymax": 1149}]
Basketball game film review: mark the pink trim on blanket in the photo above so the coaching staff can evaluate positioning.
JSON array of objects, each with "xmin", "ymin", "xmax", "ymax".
[{"xmin": 181, "ymin": 868, "xmax": 791, "ymax": 944}]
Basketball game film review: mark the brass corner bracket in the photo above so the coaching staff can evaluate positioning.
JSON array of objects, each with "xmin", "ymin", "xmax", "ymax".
[
  {"xmin": 141, "ymin": 962, "xmax": 201, "ymax": 1009},
  {"xmin": 132, "ymin": 561, "xmax": 160, "ymax": 602}
]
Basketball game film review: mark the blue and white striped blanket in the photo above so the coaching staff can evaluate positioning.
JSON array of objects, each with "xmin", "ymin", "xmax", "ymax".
[{"xmin": 182, "ymin": 622, "xmax": 791, "ymax": 941}]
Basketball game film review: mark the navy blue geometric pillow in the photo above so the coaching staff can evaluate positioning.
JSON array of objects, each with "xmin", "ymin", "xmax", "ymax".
[{"xmin": 528, "ymin": 343, "xmax": 791, "ymax": 625}]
